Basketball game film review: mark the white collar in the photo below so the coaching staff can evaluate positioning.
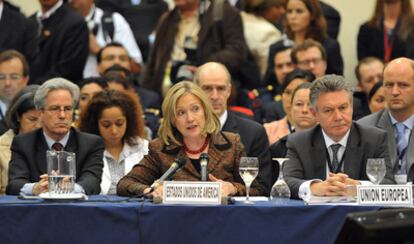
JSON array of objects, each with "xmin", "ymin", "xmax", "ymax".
[
  {"xmin": 219, "ymin": 110, "xmax": 228, "ymax": 130},
  {"xmin": 322, "ymin": 127, "xmax": 351, "ymax": 148},
  {"xmin": 43, "ymin": 130, "xmax": 71, "ymax": 149},
  {"xmin": 388, "ymin": 111, "xmax": 414, "ymax": 130},
  {"xmin": 104, "ymin": 137, "xmax": 148, "ymax": 161},
  {"xmin": 0, "ymin": 2, "xmax": 4, "ymax": 20},
  {"xmin": 85, "ymin": 4, "xmax": 96, "ymax": 22},
  {"xmin": 36, "ymin": 0, "xmax": 63, "ymax": 21},
  {"xmin": 0, "ymin": 100, "xmax": 7, "ymax": 116}
]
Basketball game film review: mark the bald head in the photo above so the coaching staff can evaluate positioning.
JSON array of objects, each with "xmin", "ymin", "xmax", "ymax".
[
  {"xmin": 383, "ymin": 58, "xmax": 414, "ymax": 121},
  {"xmin": 194, "ymin": 62, "xmax": 232, "ymax": 117}
]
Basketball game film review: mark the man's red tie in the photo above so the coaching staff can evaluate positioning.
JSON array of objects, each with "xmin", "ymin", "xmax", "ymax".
[{"xmin": 52, "ymin": 142, "xmax": 63, "ymax": 151}]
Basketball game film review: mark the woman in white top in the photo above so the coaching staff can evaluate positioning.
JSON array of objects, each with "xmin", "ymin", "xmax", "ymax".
[{"xmin": 79, "ymin": 89, "xmax": 148, "ymax": 194}]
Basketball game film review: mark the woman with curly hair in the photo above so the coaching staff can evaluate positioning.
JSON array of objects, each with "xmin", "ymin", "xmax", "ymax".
[{"xmin": 79, "ymin": 89, "xmax": 148, "ymax": 195}]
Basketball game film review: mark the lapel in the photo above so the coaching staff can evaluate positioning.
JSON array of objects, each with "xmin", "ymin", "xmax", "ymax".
[
  {"xmin": 222, "ymin": 112, "xmax": 238, "ymax": 133},
  {"xmin": 0, "ymin": 7, "xmax": 9, "ymax": 45},
  {"xmin": 197, "ymin": 1, "xmax": 215, "ymax": 50},
  {"xmin": 377, "ymin": 110, "xmax": 398, "ymax": 168},
  {"xmin": 35, "ymin": 130, "xmax": 49, "ymax": 174},
  {"xmin": 310, "ymin": 126, "xmax": 328, "ymax": 180},
  {"xmin": 342, "ymin": 124, "xmax": 363, "ymax": 179}
]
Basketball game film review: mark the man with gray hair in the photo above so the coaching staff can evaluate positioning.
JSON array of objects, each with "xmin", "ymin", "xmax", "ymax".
[
  {"xmin": 283, "ymin": 74, "xmax": 395, "ymax": 199},
  {"xmin": 7, "ymin": 78, "xmax": 104, "ymax": 196}
]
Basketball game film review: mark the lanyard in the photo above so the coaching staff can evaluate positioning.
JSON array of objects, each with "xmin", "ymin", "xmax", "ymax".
[
  {"xmin": 384, "ymin": 27, "xmax": 395, "ymax": 62},
  {"xmin": 325, "ymin": 148, "xmax": 345, "ymax": 173}
]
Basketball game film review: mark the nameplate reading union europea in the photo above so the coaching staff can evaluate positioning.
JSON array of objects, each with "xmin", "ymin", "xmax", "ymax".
[
  {"xmin": 163, "ymin": 181, "xmax": 222, "ymax": 205},
  {"xmin": 357, "ymin": 185, "xmax": 413, "ymax": 206}
]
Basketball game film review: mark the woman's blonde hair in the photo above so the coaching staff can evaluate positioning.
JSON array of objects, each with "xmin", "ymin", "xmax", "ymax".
[{"xmin": 159, "ymin": 81, "xmax": 220, "ymax": 145}]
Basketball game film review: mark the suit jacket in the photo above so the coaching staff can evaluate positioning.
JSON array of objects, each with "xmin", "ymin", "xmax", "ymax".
[
  {"xmin": 6, "ymin": 128, "xmax": 105, "ymax": 195},
  {"xmin": 358, "ymin": 109, "xmax": 414, "ymax": 181},
  {"xmin": 284, "ymin": 122, "xmax": 395, "ymax": 199},
  {"xmin": 357, "ymin": 22, "xmax": 413, "ymax": 61},
  {"xmin": 117, "ymin": 132, "xmax": 266, "ymax": 196},
  {"xmin": 29, "ymin": 3, "xmax": 89, "ymax": 84},
  {"xmin": 222, "ymin": 111, "xmax": 273, "ymax": 194},
  {"xmin": 0, "ymin": 3, "xmax": 38, "ymax": 66},
  {"xmin": 141, "ymin": 0, "xmax": 247, "ymax": 95}
]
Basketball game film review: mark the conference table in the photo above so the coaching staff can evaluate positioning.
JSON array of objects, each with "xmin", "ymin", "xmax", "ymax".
[{"xmin": 0, "ymin": 195, "xmax": 380, "ymax": 244}]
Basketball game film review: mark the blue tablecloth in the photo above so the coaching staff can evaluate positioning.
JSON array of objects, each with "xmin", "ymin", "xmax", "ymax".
[{"xmin": 0, "ymin": 195, "xmax": 380, "ymax": 244}]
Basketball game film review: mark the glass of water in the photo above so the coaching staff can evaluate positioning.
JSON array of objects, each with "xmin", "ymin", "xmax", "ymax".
[
  {"xmin": 239, "ymin": 157, "xmax": 259, "ymax": 204},
  {"xmin": 47, "ymin": 150, "xmax": 76, "ymax": 196},
  {"xmin": 366, "ymin": 158, "xmax": 386, "ymax": 185}
]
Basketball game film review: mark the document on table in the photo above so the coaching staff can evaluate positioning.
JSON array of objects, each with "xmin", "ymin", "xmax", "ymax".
[{"xmin": 304, "ymin": 195, "xmax": 357, "ymax": 205}]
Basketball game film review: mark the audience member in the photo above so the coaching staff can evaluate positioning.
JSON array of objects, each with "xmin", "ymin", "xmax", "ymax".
[
  {"xmin": 7, "ymin": 78, "xmax": 105, "ymax": 195},
  {"xmin": 29, "ymin": 0, "xmax": 89, "ymax": 84},
  {"xmin": 368, "ymin": 81, "xmax": 385, "ymax": 113},
  {"xmin": 77, "ymin": 77, "xmax": 107, "ymax": 116},
  {"xmin": 267, "ymin": 0, "xmax": 343, "ymax": 82},
  {"xmin": 140, "ymin": 0, "xmax": 248, "ymax": 96},
  {"xmin": 359, "ymin": 57, "xmax": 414, "ymax": 184},
  {"xmin": 353, "ymin": 57, "xmax": 384, "ymax": 119},
  {"xmin": 79, "ymin": 90, "xmax": 148, "ymax": 195},
  {"xmin": 357, "ymin": 0, "xmax": 414, "ymax": 62},
  {"xmin": 194, "ymin": 62, "xmax": 272, "ymax": 195},
  {"xmin": 241, "ymin": 0, "xmax": 282, "ymax": 77},
  {"xmin": 264, "ymin": 69, "xmax": 314, "ymax": 143},
  {"xmin": 117, "ymin": 82, "xmax": 262, "ymax": 197},
  {"xmin": 0, "ymin": 1, "xmax": 38, "ymax": 66},
  {"xmin": 0, "ymin": 50, "xmax": 30, "ymax": 133},
  {"xmin": 70, "ymin": 0, "xmax": 143, "ymax": 78},
  {"xmin": 284, "ymin": 74, "xmax": 395, "ymax": 199},
  {"xmin": 291, "ymin": 39, "xmax": 327, "ymax": 78},
  {"xmin": 0, "ymin": 85, "xmax": 41, "ymax": 194},
  {"xmin": 269, "ymin": 82, "xmax": 317, "ymax": 159}
]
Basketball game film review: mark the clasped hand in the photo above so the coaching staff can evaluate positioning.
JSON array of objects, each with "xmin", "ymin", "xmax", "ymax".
[{"xmin": 310, "ymin": 172, "xmax": 360, "ymax": 197}]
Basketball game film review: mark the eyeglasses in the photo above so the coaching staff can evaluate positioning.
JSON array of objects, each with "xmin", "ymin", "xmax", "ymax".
[
  {"xmin": 297, "ymin": 58, "xmax": 324, "ymax": 68},
  {"xmin": 44, "ymin": 105, "xmax": 74, "ymax": 115},
  {"xmin": 0, "ymin": 73, "xmax": 23, "ymax": 82}
]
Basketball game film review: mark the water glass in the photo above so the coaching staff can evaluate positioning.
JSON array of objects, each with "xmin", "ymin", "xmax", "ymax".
[{"xmin": 47, "ymin": 150, "xmax": 76, "ymax": 195}]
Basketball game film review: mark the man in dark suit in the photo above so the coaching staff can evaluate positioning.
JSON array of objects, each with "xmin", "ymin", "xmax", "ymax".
[
  {"xmin": 359, "ymin": 58, "xmax": 414, "ymax": 184},
  {"xmin": 29, "ymin": 0, "xmax": 89, "ymax": 84},
  {"xmin": 284, "ymin": 75, "xmax": 395, "ymax": 199},
  {"xmin": 194, "ymin": 62, "xmax": 273, "ymax": 194},
  {"xmin": 0, "ymin": 1, "xmax": 38, "ymax": 67},
  {"xmin": 7, "ymin": 78, "xmax": 104, "ymax": 195}
]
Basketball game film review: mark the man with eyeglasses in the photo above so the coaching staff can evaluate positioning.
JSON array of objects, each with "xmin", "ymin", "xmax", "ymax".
[
  {"xmin": 0, "ymin": 50, "xmax": 29, "ymax": 124},
  {"xmin": 194, "ymin": 62, "xmax": 273, "ymax": 195},
  {"xmin": 291, "ymin": 39, "xmax": 328, "ymax": 79},
  {"xmin": 7, "ymin": 78, "xmax": 105, "ymax": 196}
]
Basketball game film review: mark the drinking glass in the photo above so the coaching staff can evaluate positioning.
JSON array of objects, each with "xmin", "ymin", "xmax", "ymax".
[
  {"xmin": 47, "ymin": 150, "xmax": 76, "ymax": 196},
  {"xmin": 270, "ymin": 158, "xmax": 291, "ymax": 203},
  {"xmin": 366, "ymin": 158, "xmax": 386, "ymax": 185},
  {"xmin": 239, "ymin": 157, "xmax": 259, "ymax": 204}
]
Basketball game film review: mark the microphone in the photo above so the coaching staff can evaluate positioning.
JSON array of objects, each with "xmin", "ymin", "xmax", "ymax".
[
  {"xmin": 150, "ymin": 157, "xmax": 187, "ymax": 189},
  {"xmin": 200, "ymin": 153, "xmax": 209, "ymax": 181}
]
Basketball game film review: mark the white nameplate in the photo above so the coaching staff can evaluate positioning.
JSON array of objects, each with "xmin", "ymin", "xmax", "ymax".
[
  {"xmin": 163, "ymin": 181, "xmax": 222, "ymax": 205},
  {"xmin": 357, "ymin": 185, "xmax": 413, "ymax": 206}
]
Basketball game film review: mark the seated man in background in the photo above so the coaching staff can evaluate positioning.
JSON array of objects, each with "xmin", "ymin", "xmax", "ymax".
[
  {"xmin": 0, "ymin": 50, "xmax": 29, "ymax": 133},
  {"xmin": 30, "ymin": 0, "xmax": 89, "ymax": 84},
  {"xmin": 284, "ymin": 75, "xmax": 395, "ymax": 200},
  {"xmin": 194, "ymin": 62, "xmax": 272, "ymax": 194},
  {"xmin": 70, "ymin": 0, "xmax": 143, "ymax": 78},
  {"xmin": 7, "ymin": 78, "xmax": 105, "ymax": 195},
  {"xmin": 353, "ymin": 57, "xmax": 384, "ymax": 119}
]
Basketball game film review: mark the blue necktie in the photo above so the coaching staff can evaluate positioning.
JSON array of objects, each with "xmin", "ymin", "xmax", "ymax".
[{"xmin": 396, "ymin": 123, "xmax": 408, "ymax": 172}]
